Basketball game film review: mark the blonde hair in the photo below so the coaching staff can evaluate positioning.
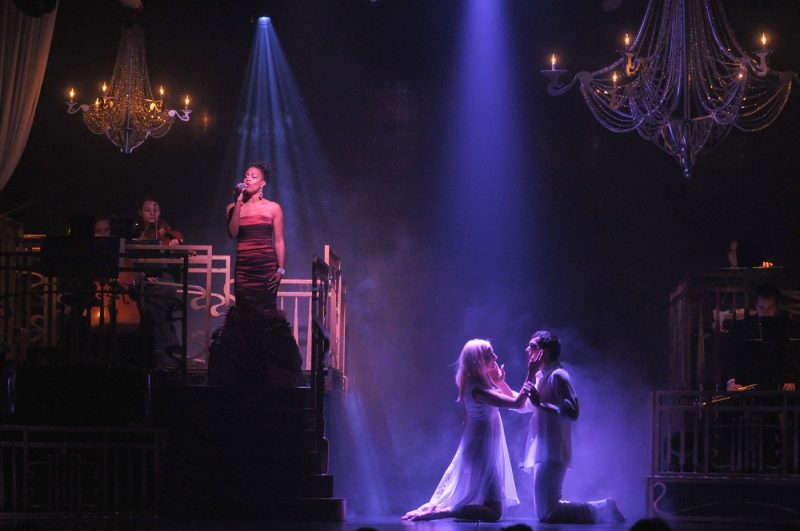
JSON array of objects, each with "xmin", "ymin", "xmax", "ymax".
[{"xmin": 455, "ymin": 339, "xmax": 493, "ymax": 402}]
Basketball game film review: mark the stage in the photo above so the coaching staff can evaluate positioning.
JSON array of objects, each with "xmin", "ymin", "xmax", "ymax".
[
  {"xmin": 3, "ymin": 2, "xmax": 800, "ymax": 529},
  {"xmin": 0, "ymin": 516, "xmax": 780, "ymax": 531}
]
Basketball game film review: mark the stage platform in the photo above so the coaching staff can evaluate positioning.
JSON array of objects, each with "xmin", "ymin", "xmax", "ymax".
[
  {"xmin": 0, "ymin": 515, "xmax": 783, "ymax": 531},
  {"xmin": 0, "ymin": 364, "xmax": 344, "ymax": 522}
]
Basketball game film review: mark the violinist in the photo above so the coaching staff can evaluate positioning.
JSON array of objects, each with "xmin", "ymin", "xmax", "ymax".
[
  {"xmin": 132, "ymin": 196, "xmax": 184, "ymax": 370},
  {"xmin": 134, "ymin": 198, "xmax": 183, "ymax": 245},
  {"xmin": 94, "ymin": 216, "xmax": 112, "ymax": 237}
]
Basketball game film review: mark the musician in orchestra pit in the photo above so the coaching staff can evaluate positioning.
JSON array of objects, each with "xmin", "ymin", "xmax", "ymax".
[
  {"xmin": 94, "ymin": 217, "xmax": 112, "ymax": 237},
  {"xmin": 134, "ymin": 197, "xmax": 183, "ymax": 245},
  {"xmin": 132, "ymin": 196, "xmax": 184, "ymax": 370},
  {"xmin": 726, "ymin": 285, "xmax": 799, "ymax": 392}
]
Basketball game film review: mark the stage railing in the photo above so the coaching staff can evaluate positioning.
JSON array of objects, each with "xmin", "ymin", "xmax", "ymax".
[
  {"xmin": 652, "ymin": 390, "xmax": 800, "ymax": 476},
  {"xmin": 124, "ymin": 243, "xmax": 231, "ymax": 363},
  {"xmin": 0, "ymin": 239, "xmax": 346, "ymax": 381},
  {"xmin": 266, "ymin": 245, "xmax": 346, "ymax": 376},
  {"xmin": 0, "ymin": 425, "xmax": 159, "ymax": 515},
  {"xmin": 323, "ymin": 246, "xmax": 347, "ymax": 381}
]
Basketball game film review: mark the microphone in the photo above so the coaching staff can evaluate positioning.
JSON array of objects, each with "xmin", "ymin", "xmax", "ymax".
[{"xmin": 232, "ymin": 182, "xmax": 246, "ymax": 198}]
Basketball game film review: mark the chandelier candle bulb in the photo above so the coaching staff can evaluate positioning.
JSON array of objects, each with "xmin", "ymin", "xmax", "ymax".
[
  {"xmin": 551, "ymin": 54, "xmax": 557, "ymax": 71},
  {"xmin": 753, "ymin": 33, "xmax": 773, "ymax": 77},
  {"xmin": 68, "ymin": 88, "xmax": 75, "ymax": 103},
  {"xmin": 539, "ymin": 0, "xmax": 795, "ymax": 176},
  {"xmin": 184, "ymin": 95, "xmax": 190, "ymax": 109},
  {"xmin": 64, "ymin": 23, "xmax": 191, "ymax": 153}
]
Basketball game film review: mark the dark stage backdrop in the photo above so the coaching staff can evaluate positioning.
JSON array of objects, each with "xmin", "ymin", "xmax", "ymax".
[{"xmin": 2, "ymin": 0, "xmax": 800, "ymax": 519}]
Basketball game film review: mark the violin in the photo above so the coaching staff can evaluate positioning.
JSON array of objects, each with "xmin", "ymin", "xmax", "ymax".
[{"xmin": 135, "ymin": 219, "xmax": 183, "ymax": 245}]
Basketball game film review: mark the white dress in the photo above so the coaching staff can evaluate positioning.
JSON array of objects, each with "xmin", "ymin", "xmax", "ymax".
[{"xmin": 424, "ymin": 382, "xmax": 519, "ymax": 512}]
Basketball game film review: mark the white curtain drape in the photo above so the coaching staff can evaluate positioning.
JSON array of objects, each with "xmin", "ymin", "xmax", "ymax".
[{"xmin": 0, "ymin": 0, "xmax": 58, "ymax": 192}]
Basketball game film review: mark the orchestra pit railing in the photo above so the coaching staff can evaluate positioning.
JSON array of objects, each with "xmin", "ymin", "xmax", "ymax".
[
  {"xmin": 0, "ymin": 425, "xmax": 159, "ymax": 515},
  {"xmin": 649, "ymin": 390, "xmax": 800, "ymax": 523},
  {"xmin": 653, "ymin": 390, "xmax": 800, "ymax": 476}
]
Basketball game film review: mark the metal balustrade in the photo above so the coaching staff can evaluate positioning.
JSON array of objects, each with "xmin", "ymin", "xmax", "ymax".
[
  {"xmin": 0, "ymin": 425, "xmax": 159, "ymax": 515},
  {"xmin": 653, "ymin": 390, "xmax": 800, "ymax": 476},
  {"xmin": 0, "ymin": 239, "xmax": 346, "ymax": 380}
]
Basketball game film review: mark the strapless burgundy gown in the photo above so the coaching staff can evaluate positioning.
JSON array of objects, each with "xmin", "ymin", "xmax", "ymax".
[{"xmin": 235, "ymin": 215, "xmax": 278, "ymax": 309}]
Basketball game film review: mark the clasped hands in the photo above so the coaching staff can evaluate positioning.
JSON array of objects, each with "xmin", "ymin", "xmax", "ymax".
[{"xmin": 488, "ymin": 360, "xmax": 540, "ymax": 406}]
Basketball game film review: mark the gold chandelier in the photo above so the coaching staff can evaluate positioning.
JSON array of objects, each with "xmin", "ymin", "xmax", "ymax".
[{"xmin": 67, "ymin": 23, "xmax": 191, "ymax": 154}]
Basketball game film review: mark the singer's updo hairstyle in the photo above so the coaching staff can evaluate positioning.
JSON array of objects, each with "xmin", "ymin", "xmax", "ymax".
[{"xmin": 246, "ymin": 161, "xmax": 272, "ymax": 184}]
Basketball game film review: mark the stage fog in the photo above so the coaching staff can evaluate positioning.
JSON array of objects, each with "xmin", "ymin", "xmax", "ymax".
[{"xmin": 4, "ymin": 0, "xmax": 800, "ymax": 522}]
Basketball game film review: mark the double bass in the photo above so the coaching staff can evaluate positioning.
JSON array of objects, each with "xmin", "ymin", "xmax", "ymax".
[
  {"xmin": 90, "ymin": 237, "xmax": 140, "ymax": 335},
  {"xmin": 90, "ymin": 277, "xmax": 140, "ymax": 335}
]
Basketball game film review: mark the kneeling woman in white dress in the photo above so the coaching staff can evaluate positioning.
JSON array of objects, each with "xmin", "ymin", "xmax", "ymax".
[{"xmin": 402, "ymin": 339, "xmax": 534, "ymax": 522}]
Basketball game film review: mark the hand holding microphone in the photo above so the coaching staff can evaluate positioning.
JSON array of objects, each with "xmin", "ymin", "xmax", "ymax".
[{"xmin": 232, "ymin": 182, "xmax": 247, "ymax": 201}]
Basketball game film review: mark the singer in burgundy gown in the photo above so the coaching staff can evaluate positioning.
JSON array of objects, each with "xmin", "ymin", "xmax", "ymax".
[
  {"xmin": 234, "ymin": 213, "xmax": 279, "ymax": 310},
  {"xmin": 208, "ymin": 162, "xmax": 303, "ymax": 387}
]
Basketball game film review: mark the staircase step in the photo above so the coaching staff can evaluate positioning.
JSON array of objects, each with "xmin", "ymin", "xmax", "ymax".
[
  {"xmin": 261, "ymin": 497, "xmax": 346, "ymax": 522},
  {"xmin": 155, "ymin": 384, "xmax": 314, "ymax": 412},
  {"xmin": 166, "ymin": 472, "xmax": 334, "ymax": 498},
  {"xmin": 8, "ymin": 366, "xmax": 148, "ymax": 425},
  {"xmin": 154, "ymin": 383, "xmax": 340, "ymax": 520},
  {"xmin": 168, "ymin": 424, "xmax": 319, "ymax": 448},
  {"xmin": 153, "ymin": 385, "xmax": 317, "ymax": 429},
  {"xmin": 162, "ymin": 494, "xmax": 346, "ymax": 522},
  {"xmin": 165, "ymin": 449, "xmax": 326, "ymax": 475}
]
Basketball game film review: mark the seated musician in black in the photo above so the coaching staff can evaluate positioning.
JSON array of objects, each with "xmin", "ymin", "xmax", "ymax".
[
  {"xmin": 726, "ymin": 285, "xmax": 799, "ymax": 392},
  {"xmin": 94, "ymin": 216, "xmax": 112, "ymax": 237},
  {"xmin": 132, "ymin": 197, "xmax": 184, "ymax": 370}
]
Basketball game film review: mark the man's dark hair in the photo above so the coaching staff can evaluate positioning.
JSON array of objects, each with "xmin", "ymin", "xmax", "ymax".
[{"xmin": 533, "ymin": 330, "xmax": 560, "ymax": 359}]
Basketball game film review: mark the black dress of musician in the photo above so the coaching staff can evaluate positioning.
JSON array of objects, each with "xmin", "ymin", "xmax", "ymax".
[
  {"xmin": 133, "ymin": 197, "xmax": 185, "ymax": 370},
  {"xmin": 726, "ymin": 287, "xmax": 799, "ymax": 392}
]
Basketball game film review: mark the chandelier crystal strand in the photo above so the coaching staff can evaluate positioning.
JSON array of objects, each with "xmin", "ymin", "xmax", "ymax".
[
  {"xmin": 67, "ymin": 23, "xmax": 190, "ymax": 154},
  {"xmin": 541, "ymin": 0, "xmax": 796, "ymax": 176}
]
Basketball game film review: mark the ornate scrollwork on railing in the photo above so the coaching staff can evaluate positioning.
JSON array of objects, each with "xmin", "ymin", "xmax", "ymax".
[
  {"xmin": 1, "ymin": 242, "xmax": 346, "ymax": 377},
  {"xmin": 653, "ymin": 390, "xmax": 800, "ymax": 476}
]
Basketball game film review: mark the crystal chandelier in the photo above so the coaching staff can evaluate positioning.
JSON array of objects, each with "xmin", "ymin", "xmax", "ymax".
[
  {"xmin": 67, "ymin": 23, "xmax": 191, "ymax": 154},
  {"xmin": 541, "ymin": 0, "xmax": 797, "ymax": 177}
]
